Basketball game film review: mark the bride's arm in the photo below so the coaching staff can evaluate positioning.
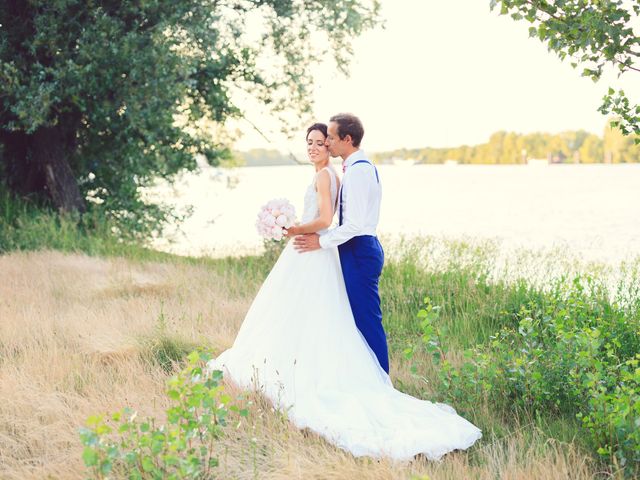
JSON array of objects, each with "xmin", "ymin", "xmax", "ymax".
[{"xmin": 287, "ymin": 169, "xmax": 334, "ymax": 236}]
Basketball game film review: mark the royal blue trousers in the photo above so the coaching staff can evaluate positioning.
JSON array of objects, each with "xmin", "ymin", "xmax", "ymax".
[{"xmin": 338, "ymin": 235, "xmax": 389, "ymax": 373}]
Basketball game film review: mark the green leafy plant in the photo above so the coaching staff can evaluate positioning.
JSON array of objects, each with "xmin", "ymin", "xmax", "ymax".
[
  {"xmin": 409, "ymin": 277, "xmax": 640, "ymax": 475},
  {"xmin": 403, "ymin": 297, "xmax": 465, "ymax": 399},
  {"xmin": 79, "ymin": 349, "xmax": 247, "ymax": 479}
]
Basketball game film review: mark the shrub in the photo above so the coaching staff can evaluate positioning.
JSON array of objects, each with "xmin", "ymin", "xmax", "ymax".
[
  {"xmin": 79, "ymin": 349, "xmax": 247, "ymax": 479},
  {"xmin": 409, "ymin": 276, "xmax": 640, "ymax": 475}
]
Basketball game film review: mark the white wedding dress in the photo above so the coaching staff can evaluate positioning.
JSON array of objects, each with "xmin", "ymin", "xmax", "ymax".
[{"xmin": 209, "ymin": 166, "xmax": 481, "ymax": 460}]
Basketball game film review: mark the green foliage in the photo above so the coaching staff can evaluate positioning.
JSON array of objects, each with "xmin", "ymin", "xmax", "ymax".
[
  {"xmin": 403, "ymin": 298, "xmax": 449, "ymax": 379},
  {"xmin": 0, "ymin": 182, "xmax": 173, "ymax": 260},
  {"xmin": 0, "ymin": 1, "xmax": 380, "ymax": 235},
  {"xmin": 409, "ymin": 278, "xmax": 640, "ymax": 475},
  {"xmin": 79, "ymin": 349, "xmax": 248, "ymax": 479},
  {"xmin": 600, "ymin": 90, "xmax": 640, "ymax": 140},
  {"xmin": 491, "ymin": 0, "xmax": 640, "ymax": 142}
]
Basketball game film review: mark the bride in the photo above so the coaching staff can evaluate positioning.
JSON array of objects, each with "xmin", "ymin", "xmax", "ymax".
[{"xmin": 209, "ymin": 122, "xmax": 481, "ymax": 461}]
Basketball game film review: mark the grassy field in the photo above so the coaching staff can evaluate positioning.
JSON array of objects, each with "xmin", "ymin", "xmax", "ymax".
[
  {"xmin": 0, "ymin": 191, "xmax": 637, "ymax": 479},
  {"xmin": 2, "ymin": 232, "xmax": 637, "ymax": 479}
]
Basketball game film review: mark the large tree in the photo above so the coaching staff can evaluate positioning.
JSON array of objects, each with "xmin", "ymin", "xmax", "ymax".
[
  {"xmin": 0, "ymin": 1, "xmax": 380, "ymax": 235},
  {"xmin": 491, "ymin": 0, "xmax": 639, "ymax": 141}
]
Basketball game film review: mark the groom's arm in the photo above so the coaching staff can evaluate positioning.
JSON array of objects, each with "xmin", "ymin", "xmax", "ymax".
[{"xmin": 318, "ymin": 168, "xmax": 369, "ymax": 249}]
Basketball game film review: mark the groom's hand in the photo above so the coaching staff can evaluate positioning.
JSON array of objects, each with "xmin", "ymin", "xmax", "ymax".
[{"xmin": 293, "ymin": 233, "xmax": 321, "ymax": 253}]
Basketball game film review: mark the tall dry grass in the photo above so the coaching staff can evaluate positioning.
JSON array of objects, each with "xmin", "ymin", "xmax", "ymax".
[{"xmin": 0, "ymin": 250, "xmax": 602, "ymax": 479}]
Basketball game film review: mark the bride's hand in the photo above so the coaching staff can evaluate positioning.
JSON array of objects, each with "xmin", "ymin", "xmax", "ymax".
[{"xmin": 284, "ymin": 225, "xmax": 298, "ymax": 238}]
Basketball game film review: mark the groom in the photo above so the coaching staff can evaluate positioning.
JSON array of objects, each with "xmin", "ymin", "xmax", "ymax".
[{"xmin": 293, "ymin": 113, "xmax": 389, "ymax": 374}]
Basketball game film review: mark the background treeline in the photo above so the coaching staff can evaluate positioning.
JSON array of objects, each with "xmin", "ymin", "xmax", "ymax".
[
  {"xmin": 234, "ymin": 149, "xmax": 298, "ymax": 167},
  {"xmin": 371, "ymin": 124, "xmax": 640, "ymax": 165},
  {"xmin": 237, "ymin": 124, "xmax": 640, "ymax": 167}
]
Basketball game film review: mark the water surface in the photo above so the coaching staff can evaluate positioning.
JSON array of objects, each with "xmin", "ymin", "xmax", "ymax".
[{"xmin": 151, "ymin": 163, "xmax": 640, "ymax": 265}]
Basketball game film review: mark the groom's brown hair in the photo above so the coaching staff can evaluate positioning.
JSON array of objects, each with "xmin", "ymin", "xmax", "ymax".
[{"xmin": 330, "ymin": 113, "xmax": 364, "ymax": 148}]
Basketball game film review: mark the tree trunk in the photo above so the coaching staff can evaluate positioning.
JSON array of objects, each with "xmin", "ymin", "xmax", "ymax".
[
  {"xmin": 0, "ymin": 130, "xmax": 45, "ymax": 196},
  {"xmin": 30, "ymin": 126, "xmax": 86, "ymax": 213}
]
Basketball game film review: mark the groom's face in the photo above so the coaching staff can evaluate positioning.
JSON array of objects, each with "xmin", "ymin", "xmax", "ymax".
[{"xmin": 326, "ymin": 121, "xmax": 345, "ymax": 158}]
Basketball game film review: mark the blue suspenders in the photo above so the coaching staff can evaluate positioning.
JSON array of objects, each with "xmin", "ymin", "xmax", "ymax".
[{"xmin": 338, "ymin": 160, "xmax": 379, "ymax": 226}]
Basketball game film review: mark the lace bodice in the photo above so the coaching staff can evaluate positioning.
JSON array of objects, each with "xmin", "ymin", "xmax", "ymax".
[{"xmin": 300, "ymin": 166, "xmax": 339, "ymax": 234}]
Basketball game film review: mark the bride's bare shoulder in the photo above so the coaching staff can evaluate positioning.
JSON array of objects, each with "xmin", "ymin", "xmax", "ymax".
[{"xmin": 315, "ymin": 167, "xmax": 331, "ymax": 190}]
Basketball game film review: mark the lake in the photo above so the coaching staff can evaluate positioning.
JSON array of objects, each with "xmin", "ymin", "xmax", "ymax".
[{"xmin": 151, "ymin": 163, "xmax": 640, "ymax": 265}]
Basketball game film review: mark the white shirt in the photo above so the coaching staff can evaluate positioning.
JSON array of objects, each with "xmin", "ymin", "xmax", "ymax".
[{"xmin": 319, "ymin": 150, "xmax": 381, "ymax": 249}]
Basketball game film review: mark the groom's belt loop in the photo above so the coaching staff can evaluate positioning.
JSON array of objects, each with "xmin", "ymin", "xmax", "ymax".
[{"xmin": 339, "ymin": 160, "xmax": 379, "ymax": 226}]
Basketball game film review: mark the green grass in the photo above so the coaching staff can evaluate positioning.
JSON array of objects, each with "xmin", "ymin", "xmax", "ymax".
[
  {"xmin": 381, "ymin": 255, "xmax": 541, "ymax": 351},
  {"xmin": 0, "ymin": 186, "xmax": 178, "ymax": 262},
  {"xmin": 138, "ymin": 310, "xmax": 202, "ymax": 373}
]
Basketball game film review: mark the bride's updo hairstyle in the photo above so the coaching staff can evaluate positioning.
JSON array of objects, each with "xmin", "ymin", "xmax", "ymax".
[{"xmin": 306, "ymin": 122, "xmax": 328, "ymax": 140}]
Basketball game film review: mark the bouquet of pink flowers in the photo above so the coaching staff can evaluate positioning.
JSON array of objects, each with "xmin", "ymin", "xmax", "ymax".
[{"xmin": 255, "ymin": 198, "xmax": 296, "ymax": 241}]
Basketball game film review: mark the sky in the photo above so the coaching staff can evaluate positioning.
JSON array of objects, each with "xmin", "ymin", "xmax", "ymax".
[{"xmin": 230, "ymin": 0, "xmax": 640, "ymax": 153}]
